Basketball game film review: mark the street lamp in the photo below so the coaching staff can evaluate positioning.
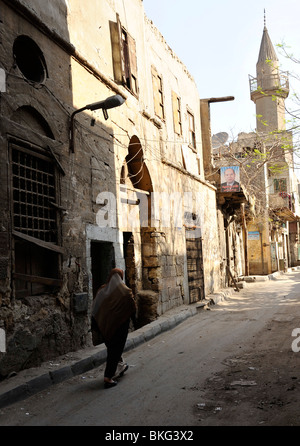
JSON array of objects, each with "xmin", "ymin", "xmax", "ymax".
[{"xmin": 69, "ymin": 94, "xmax": 125, "ymax": 152}]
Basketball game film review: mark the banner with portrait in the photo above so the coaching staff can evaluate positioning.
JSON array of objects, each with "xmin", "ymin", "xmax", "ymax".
[{"xmin": 220, "ymin": 166, "xmax": 240, "ymax": 192}]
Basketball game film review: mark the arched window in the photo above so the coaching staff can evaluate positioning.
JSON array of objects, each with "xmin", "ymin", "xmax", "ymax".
[{"xmin": 12, "ymin": 105, "xmax": 54, "ymax": 139}]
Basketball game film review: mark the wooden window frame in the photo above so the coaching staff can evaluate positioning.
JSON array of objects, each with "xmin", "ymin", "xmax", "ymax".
[
  {"xmin": 110, "ymin": 14, "xmax": 139, "ymax": 97},
  {"xmin": 151, "ymin": 66, "xmax": 165, "ymax": 120},
  {"xmin": 274, "ymin": 178, "xmax": 287, "ymax": 193},
  {"xmin": 187, "ymin": 109, "xmax": 196, "ymax": 150},
  {"xmin": 172, "ymin": 91, "xmax": 182, "ymax": 135}
]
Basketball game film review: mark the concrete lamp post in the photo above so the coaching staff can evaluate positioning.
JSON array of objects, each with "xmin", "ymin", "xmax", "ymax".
[{"xmin": 69, "ymin": 94, "xmax": 125, "ymax": 152}]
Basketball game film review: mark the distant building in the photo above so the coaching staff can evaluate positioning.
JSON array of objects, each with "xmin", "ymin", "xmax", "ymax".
[{"xmin": 217, "ymin": 20, "xmax": 300, "ymax": 275}]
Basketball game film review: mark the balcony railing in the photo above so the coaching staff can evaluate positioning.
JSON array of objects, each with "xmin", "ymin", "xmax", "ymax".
[{"xmin": 249, "ymin": 72, "xmax": 289, "ymax": 94}]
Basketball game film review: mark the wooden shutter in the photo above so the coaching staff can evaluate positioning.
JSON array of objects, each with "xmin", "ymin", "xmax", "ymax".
[
  {"xmin": 152, "ymin": 65, "xmax": 160, "ymax": 117},
  {"xmin": 127, "ymin": 32, "xmax": 138, "ymax": 95},
  {"xmin": 110, "ymin": 14, "xmax": 138, "ymax": 95},
  {"xmin": 109, "ymin": 14, "xmax": 125, "ymax": 84}
]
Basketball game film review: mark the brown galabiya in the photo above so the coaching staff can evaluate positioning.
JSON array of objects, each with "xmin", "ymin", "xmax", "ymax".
[{"xmin": 91, "ymin": 268, "xmax": 136, "ymax": 388}]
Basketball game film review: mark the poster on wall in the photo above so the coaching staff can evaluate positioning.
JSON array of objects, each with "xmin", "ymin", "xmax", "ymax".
[{"xmin": 220, "ymin": 166, "xmax": 240, "ymax": 192}]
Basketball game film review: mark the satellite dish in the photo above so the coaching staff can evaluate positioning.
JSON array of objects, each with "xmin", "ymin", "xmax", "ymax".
[{"xmin": 212, "ymin": 132, "xmax": 229, "ymax": 149}]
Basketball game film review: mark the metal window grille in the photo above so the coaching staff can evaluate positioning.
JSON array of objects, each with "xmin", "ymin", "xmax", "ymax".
[{"xmin": 11, "ymin": 147, "xmax": 57, "ymax": 243}]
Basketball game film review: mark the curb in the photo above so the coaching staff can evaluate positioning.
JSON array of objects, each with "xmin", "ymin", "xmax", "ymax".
[{"xmin": 0, "ymin": 303, "xmax": 203, "ymax": 409}]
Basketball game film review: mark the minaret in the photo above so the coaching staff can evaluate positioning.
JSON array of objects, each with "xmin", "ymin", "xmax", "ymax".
[{"xmin": 249, "ymin": 12, "xmax": 289, "ymax": 133}]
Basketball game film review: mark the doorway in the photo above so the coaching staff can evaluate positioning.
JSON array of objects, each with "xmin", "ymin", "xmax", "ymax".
[
  {"xmin": 91, "ymin": 241, "xmax": 115, "ymax": 297},
  {"xmin": 185, "ymin": 235, "xmax": 205, "ymax": 303}
]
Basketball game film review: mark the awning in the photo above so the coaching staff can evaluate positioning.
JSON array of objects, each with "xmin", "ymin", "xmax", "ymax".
[
  {"xmin": 217, "ymin": 183, "xmax": 250, "ymax": 206},
  {"xmin": 273, "ymin": 207, "xmax": 300, "ymax": 222}
]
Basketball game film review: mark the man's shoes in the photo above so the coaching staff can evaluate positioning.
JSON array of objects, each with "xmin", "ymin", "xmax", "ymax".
[
  {"xmin": 119, "ymin": 363, "xmax": 128, "ymax": 377},
  {"xmin": 112, "ymin": 362, "xmax": 129, "ymax": 380},
  {"xmin": 104, "ymin": 380, "xmax": 118, "ymax": 389}
]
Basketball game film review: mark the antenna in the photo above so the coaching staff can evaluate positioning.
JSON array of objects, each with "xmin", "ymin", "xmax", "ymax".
[{"xmin": 212, "ymin": 132, "xmax": 229, "ymax": 149}]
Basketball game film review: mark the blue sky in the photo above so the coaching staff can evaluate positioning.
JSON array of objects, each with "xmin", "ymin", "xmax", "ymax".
[{"xmin": 143, "ymin": 0, "xmax": 300, "ymax": 140}]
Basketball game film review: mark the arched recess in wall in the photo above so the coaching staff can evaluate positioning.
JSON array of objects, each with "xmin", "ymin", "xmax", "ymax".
[
  {"xmin": 121, "ymin": 136, "xmax": 160, "ymax": 327},
  {"xmin": 124, "ymin": 135, "xmax": 152, "ymax": 190},
  {"xmin": 121, "ymin": 135, "xmax": 153, "ymax": 226},
  {"xmin": 9, "ymin": 105, "xmax": 62, "ymax": 298},
  {"xmin": 11, "ymin": 105, "xmax": 55, "ymax": 139}
]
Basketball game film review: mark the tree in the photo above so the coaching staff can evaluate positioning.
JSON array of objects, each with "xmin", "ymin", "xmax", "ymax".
[{"xmin": 210, "ymin": 41, "xmax": 300, "ymax": 221}]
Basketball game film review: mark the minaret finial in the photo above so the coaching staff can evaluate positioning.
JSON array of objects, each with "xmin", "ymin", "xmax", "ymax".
[{"xmin": 264, "ymin": 9, "xmax": 266, "ymax": 29}]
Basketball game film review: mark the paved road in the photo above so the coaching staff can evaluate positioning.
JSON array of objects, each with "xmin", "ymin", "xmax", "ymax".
[{"xmin": 0, "ymin": 271, "xmax": 299, "ymax": 427}]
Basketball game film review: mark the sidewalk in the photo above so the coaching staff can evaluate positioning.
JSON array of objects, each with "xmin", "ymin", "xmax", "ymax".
[{"xmin": 0, "ymin": 268, "xmax": 298, "ymax": 410}]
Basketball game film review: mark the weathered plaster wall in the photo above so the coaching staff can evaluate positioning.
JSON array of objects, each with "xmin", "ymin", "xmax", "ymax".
[{"xmin": 0, "ymin": 0, "xmax": 222, "ymax": 377}]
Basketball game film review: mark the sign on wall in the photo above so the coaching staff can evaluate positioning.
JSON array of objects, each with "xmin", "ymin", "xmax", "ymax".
[{"xmin": 248, "ymin": 231, "xmax": 260, "ymax": 240}]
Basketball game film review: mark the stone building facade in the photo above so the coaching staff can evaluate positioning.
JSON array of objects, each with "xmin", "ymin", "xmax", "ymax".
[{"xmin": 0, "ymin": 0, "xmax": 222, "ymax": 377}]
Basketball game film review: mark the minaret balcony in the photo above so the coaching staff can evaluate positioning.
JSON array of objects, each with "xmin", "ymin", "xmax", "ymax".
[{"xmin": 249, "ymin": 72, "xmax": 289, "ymax": 98}]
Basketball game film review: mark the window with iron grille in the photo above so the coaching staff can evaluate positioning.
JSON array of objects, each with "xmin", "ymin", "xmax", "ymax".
[
  {"xmin": 9, "ymin": 141, "xmax": 62, "ymax": 297},
  {"xmin": 12, "ymin": 147, "xmax": 58, "ymax": 243}
]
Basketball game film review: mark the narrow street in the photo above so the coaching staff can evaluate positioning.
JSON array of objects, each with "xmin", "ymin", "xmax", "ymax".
[{"xmin": 0, "ymin": 271, "xmax": 300, "ymax": 427}]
